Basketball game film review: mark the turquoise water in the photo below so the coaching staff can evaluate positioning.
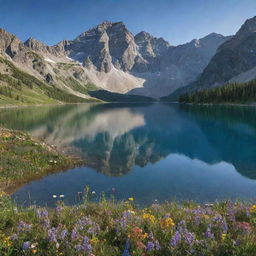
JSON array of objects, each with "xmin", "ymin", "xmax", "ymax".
[{"xmin": 0, "ymin": 103, "xmax": 256, "ymax": 206}]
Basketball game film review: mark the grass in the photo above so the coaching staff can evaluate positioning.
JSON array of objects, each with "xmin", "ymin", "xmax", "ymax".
[
  {"xmin": 0, "ymin": 128, "xmax": 82, "ymax": 193},
  {"xmin": 0, "ymin": 128, "xmax": 256, "ymax": 255},
  {"xmin": 0, "ymin": 193, "xmax": 256, "ymax": 256},
  {"xmin": 0, "ymin": 56, "xmax": 98, "ymax": 105}
]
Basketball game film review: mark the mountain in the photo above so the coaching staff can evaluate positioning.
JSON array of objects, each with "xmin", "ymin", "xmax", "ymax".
[
  {"xmin": 164, "ymin": 16, "xmax": 256, "ymax": 100},
  {"xmin": 130, "ymin": 32, "xmax": 229, "ymax": 97},
  {"xmin": 0, "ymin": 22, "xmax": 230, "ymax": 103},
  {"xmin": 0, "ymin": 28, "xmax": 102, "ymax": 104}
]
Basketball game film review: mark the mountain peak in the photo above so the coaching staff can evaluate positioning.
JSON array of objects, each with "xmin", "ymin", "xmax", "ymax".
[
  {"xmin": 135, "ymin": 31, "xmax": 153, "ymax": 39},
  {"xmin": 24, "ymin": 37, "xmax": 50, "ymax": 53},
  {"xmin": 202, "ymin": 33, "xmax": 225, "ymax": 39},
  {"xmin": 95, "ymin": 21, "xmax": 125, "ymax": 31},
  {"xmin": 236, "ymin": 16, "xmax": 256, "ymax": 38}
]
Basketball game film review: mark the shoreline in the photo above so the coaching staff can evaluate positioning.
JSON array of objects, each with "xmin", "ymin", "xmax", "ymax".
[
  {"xmin": 1, "ymin": 101, "xmax": 256, "ymax": 109},
  {"xmin": 0, "ymin": 128, "xmax": 84, "ymax": 194}
]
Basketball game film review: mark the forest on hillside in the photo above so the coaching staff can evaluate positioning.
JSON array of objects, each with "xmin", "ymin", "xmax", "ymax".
[{"xmin": 179, "ymin": 80, "xmax": 256, "ymax": 104}]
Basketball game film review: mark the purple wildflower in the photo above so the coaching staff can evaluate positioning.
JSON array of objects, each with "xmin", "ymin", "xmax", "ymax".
[
  {"xmin": 22, "ymin": 241, "xmax": 31, "ymax": 250},
  {"xmin": 235, "ymin": 239, "xmax": 241, "ymax": 246},
  {"xmin": 212, "ymin": 215, "xmax": 228, "ymax": 233},
  {"xmin": 60, "ymin": 229, "xmax": 68, "ymax": 240},
  {"xmin": 122, "ymin": 241, "xmax": 131, "ymax": 256},
  {"xmin": 170, "ymin": 232, "xmax": 181, "ymax": 247},
  {"xmin": 146, "ymin": 241, "xmax": 155, "ymax": 252},
  {"xmin": 155, "ymin": 240, "xmax": 161, "ymax": 250},
  {"xmin": 56, "ymin": 206, "xmax": 63, "ymax": 214},
  {"xmin": 48, "ymin": 227, "xmax": 57, "ymax": 243},
  {"xmin": 76, "ymin": 236, "xmax": 92, "ymax": 253},
  {"xmin": 184, "ymin": 231, "xmax": 195, "ymax": 246},
  {"xmin": 36, "ymin": 208, "xmax": 48, "ymax": 219},
  {"xmin": 18, "ymin": 221, "xmax": 32, "ymax": 232},
  {"xmin": 194, "ymin": 215, "xmax": 202, "ymax": 226},
  {"xmin": 43, "ymin": 218, "xmax": 50, "ymax": 229},
  {"xmin": 148, "ymin": 232, "xmax": 154, "ymax": 240},
  {"xmin": 71, "ymin": 229, "xmax": 78, "ymax": 241},
  {"xmin": 205, "ymin": 228, "xmax": 214, "ymax": 239}
]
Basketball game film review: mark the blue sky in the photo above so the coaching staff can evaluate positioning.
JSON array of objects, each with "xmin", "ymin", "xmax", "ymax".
[{"xmin": 0, "ymin": 0, "xmax": 256, "ymax": 46}]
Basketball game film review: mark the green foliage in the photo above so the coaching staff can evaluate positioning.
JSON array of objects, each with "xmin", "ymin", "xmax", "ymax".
[
  {"xmin": 0, "ymin": 195, "xmax": 256, "ymax": 256},
  {"xmin": 60, "ymin": 77, "xmax": 97, "ymax": 96},
  {"xmin": 0, "ymin": 128, "xmax": 81, "ymax": 192},
  {"xmin": 179, "ymin": 80, "xmax": 256, "ymax": 104},
  {"xmin": 0, "ymin": 56, "xmax": 97, "ymax": 104}
]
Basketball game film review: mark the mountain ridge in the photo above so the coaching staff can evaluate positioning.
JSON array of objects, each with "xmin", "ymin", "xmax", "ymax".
[
  {"xmin": 164, "ymin": 16, "xmax": 256, "ymax": 100},
  {"xmin": 0, "ymin": 21, "xmax": 232, "ymax": 102}
]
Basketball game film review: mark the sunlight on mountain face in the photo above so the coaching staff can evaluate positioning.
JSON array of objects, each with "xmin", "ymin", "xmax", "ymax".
[{"xmin": 12, "ymin": 104, "xmax": 145, "ymax": 149}]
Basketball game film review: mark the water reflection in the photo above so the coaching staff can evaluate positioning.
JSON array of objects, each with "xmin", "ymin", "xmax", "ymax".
[{"xmin": 0, "ymin": 103, "xmax": 256, "ymax": 180}]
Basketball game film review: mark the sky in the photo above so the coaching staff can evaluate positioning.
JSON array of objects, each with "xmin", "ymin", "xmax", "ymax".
[{"xmin": 0, "ymin": 0, "xmax": 256, "ymax": 46}]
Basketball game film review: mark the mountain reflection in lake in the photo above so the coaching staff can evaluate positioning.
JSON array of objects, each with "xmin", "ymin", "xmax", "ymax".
[{"xmin": 0, "ymin": 103, "xmax": 256, "ymax": 206}]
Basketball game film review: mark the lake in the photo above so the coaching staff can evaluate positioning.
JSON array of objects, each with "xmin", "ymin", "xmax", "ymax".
[{"xmin": 0, "ymin": 103, "xmax": 256, "ymax": 207}]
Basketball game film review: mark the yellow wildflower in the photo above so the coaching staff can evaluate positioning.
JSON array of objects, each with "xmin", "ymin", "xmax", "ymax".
[
  {"xmin": 250, "ymin": 205, "xmax": 256, "ymax": 214},
  {"xmin": 2, "ymin": 236, "xmax": 12, "ymax": 247},
  {"xmin": 142, "ymin": 213, "xmax": 155, "ymax": 223},
  {"xmin": 142, "ymin": 232, "xmax": 148, "ymax": 239},
  {"xmin": 221, "ymin": 233, "xmax": 227, "ymax": 241},
  {"xmin": 90, "ymin": 237, "xmax": 99, "ymax": 244},
  {"xmin": 0, "ymin": 191, "xmax": 7, "ymax": 198},
  {"xmin": 160, "ymin": 217, "xmax": 175, "ymax": 228},
  {"xmin": 128, "ymin": 197, "xmax": 134, "ymax": 201}
]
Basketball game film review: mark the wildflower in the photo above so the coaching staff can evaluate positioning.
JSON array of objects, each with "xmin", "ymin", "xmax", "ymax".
[
  {"xmin": 128, "ymin": 210, "xmax": 135, "ymax": 215},
  {"xmin": 146, "ymin": 241, "xmax": 155, "ymax": 252},
  {"xmin": 53, "ymin": 195, "xmax": 57, "ymax": 198},
  {"xmin": 92, "ymin": 191, "xmax": 96, "ymax": 194},
  {"xmin": 48, "ymin": 227, "xmax": 57, "ymax": 243},
  {"xmin": 136, "ymin": 241, "xmax": 146, "ymax": 249},
  {"xmin": 205, "ymin": 228, "xmax": 214, "ymax": 239},
  {"xmin": 2, "ymin": 236, "xmax": 12, "ymax": 247},
  {"xmin": 71, "ymin": 229, "xmax": 78, "ymax": 241},
  {"xmin": 76, "ymin": 236, "xmax": 92, "ymax": 253},
  {"xmin": 23, "ymin": 241, "xmax": 31, "ymax": 250},
  {"xmin": 221, "ymin": 233, "xmax": 227, "ymax": 241},
  {"xmin": 237, "ymin": 222, "xmax": 251, "ymax": 233},
  {"xmin": 250, "ymin": 205, "xmax": 256, "ymax": 214},
  {"xmin": 155, "ymin": 240, "xmax": 161, "ymax": 250},
  {"xmin": 56, "ymin": 205, "xmax": 63, "ymax": 214},
  {"xmin": 90, "ymin": 237, "xmax": 99, "ymax": 245},
  {"xmin": 122, "ymin": 241, "xmax": 131, "ymax": 256},
  {"xmin": 0, "ymin": 191, "xmax": 7, "ymax": 198},
  {"xmin": 212, "ymin": 215, "xmax": 228, "ymax": 233},
  {"xmin": 60, "ymin": 229, "xmax": 68, "ymax": 240},
  {"xmin": 18, "ymin": 221, "xmax": 32, "ymax": 232},
  {"xmin": 59, "ymin": 195, "xmax": 64, "ymax": 198},
  {"xmin": 170, "ymin": 232, "xmax": 181, "ymax": 247},
  {"xmin": 36, "ymin": 208, "xmax": 49, "ymax": 219},
  {"xmin": 31, "ymin": 243, "xmax": 38, "ymax": 249},
  {"xmin": 128, "ymin": 197, "xmax": 134, "ymax": 201},
  {"xmin": 183, "ymin": 231, "xmax": 195, "ymax": 246},
  {"xmin": 43, "ymin": 218, "xmax": 50, "ymax": 229},
  {"xmin": 160, "ymin": 217, "xmax": 175, "ymax": 228},
  {"xmin": 235, "ymin": 239, "xmax": 241, "ymax": 246},
  {"xmin": 142, "ymin": 213, "xmax": 155, "ymax": 223}
]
